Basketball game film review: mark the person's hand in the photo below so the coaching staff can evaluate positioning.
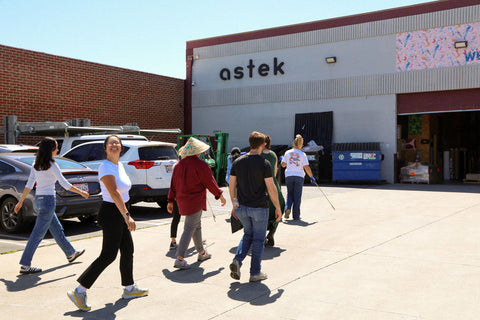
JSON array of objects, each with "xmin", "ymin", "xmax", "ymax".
[
  {"xmin": 310, "ymin": 176, "xmax": 316, "ymax": 184},
  {"xmin": 167, "ymin": 202, "xmax": 173, "ymax": 214},
  {"xmin": 233, "ymin": 198, "xmax": 239, "ymax": 208},
  {"xmin": 14, "ymin": 201, "xmax": 23, "ymax": 214},
  {"xmin": 275, "ymin": 207, "xmax": 282, "ymax": 222},
  {"xmin": 232, "ymin": 208, "xmax": 238, "ymax": 220},
  {"xmin": 219, "ymin": 195, "xmax": 226, "ymax": 206},
  {"xmin": 125, "ymin": 215, "xmax": 136, "ymax": 231},
  {"xmin": 81, "ymin": 190, "xmax": 89, "ymax": 199}
]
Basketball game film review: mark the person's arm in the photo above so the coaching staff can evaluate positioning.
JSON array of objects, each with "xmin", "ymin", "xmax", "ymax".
[
  {"xmin": 14, "ymin": 187, "xmax": 32, "ymax": 214},
  {"xmin": 273, "ymin": 153, "xmax": 278, "ymax": 177},
  {"xmin": 281, "ymin": 153, "xmax": 287, "ymax": 168},
  {"xmin": 52, "ymin": 163, "xmax": 89, "ymax": 199},
  {"xmin": 228, "ymin": 175, "xmax": 239, "ymax": 219},
  {"xmin": 303, "ymin": 165, "xmax": 314, "ymax": 179},
  {"xmin": 302, "ymin": 152, "xmax": 315, "ymax": 183},
  {"xmin": 101, "ymin": 175, "xmax": 136, "ymax": 231},
  {"xmin": 167, "ymin": 168, "xmax": 177, "ymax": 214},
  {"xmin": 265, "ymin": 177, "xmax": 282, "ymax": 221},
  {"xmin": 15, "ymin": 168, "xmax": 36, "ymax": 214},
  {"xmin": 200, "ymin": 162, "xmax": 226, "ymax": 206}
]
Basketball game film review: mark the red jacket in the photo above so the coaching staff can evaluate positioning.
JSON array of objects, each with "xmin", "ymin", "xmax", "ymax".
[{"xmin": 168, "ymin": 156, "xmax": 223, "ymax": 215}]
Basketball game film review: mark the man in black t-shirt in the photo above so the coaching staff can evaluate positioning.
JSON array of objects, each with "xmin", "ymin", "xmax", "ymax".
[{"xmin": 228, "ymin": 131, "xmax": 281, "ymax": 282}]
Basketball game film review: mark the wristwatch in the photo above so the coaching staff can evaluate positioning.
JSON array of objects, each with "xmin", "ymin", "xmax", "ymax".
[{"xmin": 122, "ymin": 212, "xmax": 130, "ymax": 217}]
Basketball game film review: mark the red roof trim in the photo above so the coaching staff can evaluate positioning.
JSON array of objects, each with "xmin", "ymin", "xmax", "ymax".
[{"xmin": 187, "ymin": 0, "xmax": 478, "ymax": 51}]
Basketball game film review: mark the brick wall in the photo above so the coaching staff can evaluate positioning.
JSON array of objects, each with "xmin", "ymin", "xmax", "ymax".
[{"xmin": 0, "ymin": 44, "xmax": 184, "ymax": 145}]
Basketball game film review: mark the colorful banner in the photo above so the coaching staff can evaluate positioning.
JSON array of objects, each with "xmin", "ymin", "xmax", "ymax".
[{"xmin": 396, "ymin": 22, "xmax": 480, "ymax": 71}]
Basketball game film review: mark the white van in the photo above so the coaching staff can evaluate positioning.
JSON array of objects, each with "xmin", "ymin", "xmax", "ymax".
[{"xmin": 53, "ymin": 134, "xmax": 148, "ymax": 155}]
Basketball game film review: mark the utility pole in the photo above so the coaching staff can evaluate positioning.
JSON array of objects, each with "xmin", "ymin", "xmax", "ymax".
[{"xmin": 4, "ymin": 115, "xmax": 17, "ymax": 144}]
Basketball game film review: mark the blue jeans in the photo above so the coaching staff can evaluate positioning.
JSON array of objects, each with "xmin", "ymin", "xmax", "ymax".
[
  {"xmin": 234, "ymin": 206, "xmax": 269, "ymax": 276},
  {"xmin": 20, "ymin": 195, "xmax": 75, "ymax": 266},
  {"xmin": 285, "ymin": 176, "xmax": 304, "ymax": 220}
]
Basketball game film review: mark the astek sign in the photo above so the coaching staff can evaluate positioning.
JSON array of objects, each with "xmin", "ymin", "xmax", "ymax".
[{"xmin": 219, "ymin": 57, "xmax": 285, "ymax": 81}]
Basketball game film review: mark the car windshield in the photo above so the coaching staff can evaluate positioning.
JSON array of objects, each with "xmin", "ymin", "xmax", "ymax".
[
  {"xmin": 139, "ymin": 146, "xmax": 178, "ymax": 160},
  {"xmin": 18, "ymin": 157, "xmax": 88, "ymax": 169}
]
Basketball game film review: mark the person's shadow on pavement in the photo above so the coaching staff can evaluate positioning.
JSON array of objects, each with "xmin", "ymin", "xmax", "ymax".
[
  {"xmin": 262, "ymin": 246, "xmax": 286, "ymax": 260},
  {"xmin": 164, "ymin": 246, "xmax": 197, "ymax": 259},
  {"xmin": 0, "ymin": 264, "xmax": 76, "ymax": 291},
  {"xmin": 283, "ymin": 220, "xmax": 317, "ymax": 227},
  {"xmin": 227, "ymin": 282, "xmax": 284, "ymax": 306},
  {"xmin": 162, "ymin": 266, "xmax": 224, "ymax": 284},
  {"xmin": 64, "ymin": 298, "xmax": 130, "ymax": 319},
  {"xmin": 228, "ymin": 246, "xmax": 286, "ymax": 261}
]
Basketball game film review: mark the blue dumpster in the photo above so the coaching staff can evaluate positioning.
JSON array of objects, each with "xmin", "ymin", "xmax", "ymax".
[{"xmin": 332, "ymin": 142, "xmax": 382, "ymax": 182}]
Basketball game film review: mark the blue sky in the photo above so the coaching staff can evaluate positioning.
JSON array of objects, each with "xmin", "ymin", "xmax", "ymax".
[{"xmin": 0, "ymin": 0, "xmax": 430, "ymax": 79}]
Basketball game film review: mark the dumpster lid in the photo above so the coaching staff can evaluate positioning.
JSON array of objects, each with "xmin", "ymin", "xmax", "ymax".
[{"xmin": 332, "ymin": 142, "xmax": 380, "ymax": 151}]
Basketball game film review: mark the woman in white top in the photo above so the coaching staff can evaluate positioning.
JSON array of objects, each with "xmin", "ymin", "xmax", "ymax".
[
  {"xmin": 281, "ymin": 134, "xmax": 315, "ymax": 220},
  {"xmin": 14, "ymin": 137, "xmax": 89, "ymax": 274},
  {"xmin": 68, "ymin": 135, "xmax": 148, "ymax": 312}
]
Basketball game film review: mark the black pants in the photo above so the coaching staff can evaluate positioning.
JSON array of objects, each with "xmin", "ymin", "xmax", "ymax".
[
  {"xmin": 170, "ymin": 201, "xmax": 181, "ymax": 238},
  {"xmin": 78, "ymin": 202, "xmax": 134, "ymax": 288}
]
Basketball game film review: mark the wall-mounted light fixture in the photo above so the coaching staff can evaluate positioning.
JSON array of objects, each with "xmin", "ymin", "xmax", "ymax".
[
  {"xmin": 325, "ymin": 56, "xmax": 337, "ymax": 64},
  {"xmin": 454, "ymin": 41, "xmax": 468, "ymax": 49},
  {"xmin": 187, "ymin": 54, "xmax": 199, "ymax": 61}
]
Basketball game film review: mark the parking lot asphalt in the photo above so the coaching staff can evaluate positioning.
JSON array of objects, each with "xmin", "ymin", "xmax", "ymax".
[{"xmin": 1, "ymin": 183, "xmax": 480, "ymax": 319}]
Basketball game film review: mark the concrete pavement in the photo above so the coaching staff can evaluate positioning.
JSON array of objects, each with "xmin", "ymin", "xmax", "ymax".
[{"xmin": 1, "ymin": 184, "xmax": 480, "ymax": 319}]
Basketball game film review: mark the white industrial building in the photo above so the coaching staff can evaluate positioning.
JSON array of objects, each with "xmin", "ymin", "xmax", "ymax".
[{"xmin": 186, "ymin": 0, "xmax": 480, "ymax": 183}]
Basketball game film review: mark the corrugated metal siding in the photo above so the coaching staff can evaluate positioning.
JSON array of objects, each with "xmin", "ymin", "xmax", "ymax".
[
  {"xmin": 194, "ymin": 5, "xmax": 480, "ymax": 59},
  {"xmin": 192, "ymin": 64, "xmax": 480, "ymax": 107},
  {"xmin": 192, "ymin": 5, "xmax": 480, "ymax": 108}
]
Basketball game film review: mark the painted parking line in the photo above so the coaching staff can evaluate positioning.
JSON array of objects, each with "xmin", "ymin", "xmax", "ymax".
[
  {"xmin": 0, "ymin": 234, "xmax": 30, "ymax": 241},
  {"xmin": 0, "ymin": 239, "xmax": 52, "ymax": 247},
  {"xmin": 135, "ymin": 220, "xmax": 171, "ymax": 227}
]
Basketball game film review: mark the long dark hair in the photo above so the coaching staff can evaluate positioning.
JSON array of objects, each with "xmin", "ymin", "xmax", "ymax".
[{"xmin": 34, "ymin": 137, "xmax": 57, "ymax": 171}]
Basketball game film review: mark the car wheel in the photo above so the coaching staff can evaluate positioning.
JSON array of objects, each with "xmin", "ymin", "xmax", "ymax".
[{"xmin": 0, "ymin": 197, "xmax": 24, "ymax": 233}]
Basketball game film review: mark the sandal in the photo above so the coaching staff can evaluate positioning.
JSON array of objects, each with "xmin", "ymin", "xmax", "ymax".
[{"xmin": 20, "ymin": 266, "xmax": 42, "ymax": 274}]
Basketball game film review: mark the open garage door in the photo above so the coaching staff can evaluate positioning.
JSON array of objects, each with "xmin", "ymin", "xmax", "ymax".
[{"xmin": 397, "ymin": 88, "xmax": 480, "ymax": 183}]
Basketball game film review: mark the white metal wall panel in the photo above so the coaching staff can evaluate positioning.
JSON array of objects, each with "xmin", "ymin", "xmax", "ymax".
[
  {"xmin": 194, "ymin": 6, "xmax": 480, "ymax": 59},
  {"xmin": 192, "ymin": 95, "xmax": 397, "ymax": 182},
  {"xmin": 192, "ymin": 65, "xmax": 480, "ymax": 108}
]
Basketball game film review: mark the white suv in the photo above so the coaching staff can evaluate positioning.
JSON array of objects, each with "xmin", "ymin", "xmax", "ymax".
[{"xmin": 62, "ymin": 140, "xmax": 178, "ymax": 207}]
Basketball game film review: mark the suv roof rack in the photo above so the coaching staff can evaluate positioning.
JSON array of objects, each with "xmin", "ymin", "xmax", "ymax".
[{"xmin": 1, "ymin": 121, "xmax": 181, "ymax": 138}]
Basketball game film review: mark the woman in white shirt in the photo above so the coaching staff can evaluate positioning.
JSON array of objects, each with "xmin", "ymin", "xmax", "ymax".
[
  {"xmin": 14, "ymin": 137, "xmax": 89, "ymax": 274},
  {"xmin": 68, "ymin": 135, "xmax": 148, "ymax": 312},
  {"xmin": 281, "ymin": 134, "xmax": 315, "ymax": 220}
]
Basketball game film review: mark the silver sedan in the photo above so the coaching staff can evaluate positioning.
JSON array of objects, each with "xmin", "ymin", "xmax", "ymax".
[{"xmin": 0, "ymin": 153, "xmax": 102, "ymax": 233}]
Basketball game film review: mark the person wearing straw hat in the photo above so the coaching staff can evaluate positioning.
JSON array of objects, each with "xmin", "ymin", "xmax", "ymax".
[{"xmin": 167, "ymin": 137, "xmax": 226, "ymax": 269}]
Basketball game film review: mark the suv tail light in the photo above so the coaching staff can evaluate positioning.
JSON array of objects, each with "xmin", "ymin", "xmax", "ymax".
[{"xmin": 128, "ymin": 160, "xmax": 158, "ymax": 169}]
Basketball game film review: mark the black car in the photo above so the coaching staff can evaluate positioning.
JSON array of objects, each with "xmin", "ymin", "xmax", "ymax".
[{"xmin": 0, "ymin": 153, "xmax": 102, "ymax": 233}]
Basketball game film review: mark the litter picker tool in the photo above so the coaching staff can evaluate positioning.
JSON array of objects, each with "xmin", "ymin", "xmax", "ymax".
[
  {"xmin": 314, "ymin": 182, "xmax": 336, "ymax": 211},
  {"xmin": 206, "ymin": 197, "xmax": 216, "ymax": 222}
]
